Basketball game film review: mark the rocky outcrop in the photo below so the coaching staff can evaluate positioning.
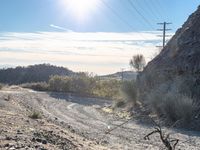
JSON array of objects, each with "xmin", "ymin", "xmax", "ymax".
[{"xmin": 138, "ymin": 6, "xmax": 200, "ymax": 100}]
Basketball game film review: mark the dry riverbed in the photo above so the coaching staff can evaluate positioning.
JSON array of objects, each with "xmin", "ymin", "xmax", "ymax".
[{"xmin": 0, "ymin": 86, "xmax": 200, "ymax": 150}]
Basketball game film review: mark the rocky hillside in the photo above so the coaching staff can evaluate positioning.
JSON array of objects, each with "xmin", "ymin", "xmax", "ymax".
[{"xmin": 138, "ymin": 6, "xmax": 200, "ymax": 100}]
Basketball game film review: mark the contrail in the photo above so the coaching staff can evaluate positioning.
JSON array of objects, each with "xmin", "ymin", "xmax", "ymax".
[{"xmin": 50, "ymin": 24, "xmax": 72, "ymax": 32}]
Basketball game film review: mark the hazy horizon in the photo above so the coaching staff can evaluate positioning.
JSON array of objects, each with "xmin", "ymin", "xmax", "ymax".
[{"xmin": 0, "ymin": 31, "xmax": 173, "ymax": 75}]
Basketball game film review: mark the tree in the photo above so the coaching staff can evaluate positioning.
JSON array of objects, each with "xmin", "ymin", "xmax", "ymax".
[{"xmin": 129, "ymin": 54, "xmax": 146, "ymax": 72}]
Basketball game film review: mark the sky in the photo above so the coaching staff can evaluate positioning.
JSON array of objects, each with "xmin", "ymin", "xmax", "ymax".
[{"xmin": 0, "ymin": 0, "xmax": 199, "ymax": 74}]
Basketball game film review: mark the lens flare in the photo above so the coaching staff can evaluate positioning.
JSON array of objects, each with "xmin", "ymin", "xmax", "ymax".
[{"xmin": 62, "ymin": 0, "xmax": 100, "ymax": 20}]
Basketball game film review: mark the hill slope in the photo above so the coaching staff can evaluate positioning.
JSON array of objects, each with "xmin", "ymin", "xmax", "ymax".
[
  {"xmin": 138, "ymin": 6, "xmax": 200, "ymax": 99},
  {"xmin": 0, "ymin": 64, "xmax": 74, "ymax": 84}
]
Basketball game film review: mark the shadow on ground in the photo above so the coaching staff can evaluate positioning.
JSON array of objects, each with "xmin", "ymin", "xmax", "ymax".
[{"xmin": 47, "ymin": 92, "xmax": 111, "ymax": 107}]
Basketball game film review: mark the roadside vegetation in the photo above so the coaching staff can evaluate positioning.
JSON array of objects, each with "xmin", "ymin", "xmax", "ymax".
[{"xmin": 21, "ymin": 73, "xmax": 124, "ymax": 100}]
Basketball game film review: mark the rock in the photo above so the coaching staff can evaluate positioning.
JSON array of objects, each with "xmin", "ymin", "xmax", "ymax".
[
  {"xmin": 5, "ymin": 136, "xmax": 12, "ymax": 140},
  {"xmin": 36, "ymin": 138, "xmax": 42, "ymax": 143},
  {"xmin": 42, "ymin": 139, "xmax": 47, "ymax": 144},
  {"xmin": 17, "ymin": 130, "xmax": 23, "ymax": 134},
  {"xmin": 4, "ymin": 143, "xmax": 10, "ymax": 147},
  {"xmin": 138, "ymin": 5, "xmax": 200, "ymax": 100},
  {"xmin": 101, "ymin": 140, "xmax": 109, "ymax": 145},
  {"xmin": 71, "ymin": 129, "xmax": 75, "ymax": 133}
]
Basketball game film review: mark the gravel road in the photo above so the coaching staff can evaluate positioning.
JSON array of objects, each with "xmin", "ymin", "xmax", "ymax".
[{"xmin": 1, "ymin": 86, "xmax": 200, "ymax": 149}]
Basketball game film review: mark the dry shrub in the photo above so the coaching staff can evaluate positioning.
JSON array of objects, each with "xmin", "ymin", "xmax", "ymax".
[
  {"xmin": 93, "ymin": 79, "xmax": 121, "ymax": 99},
  {"xmin": 21, "ymin": 82, "xmax": 49, "ymax": 91},
  {"xmin": 49, "ymin": 75, "xmax": 71, "ymax": 92},
  {"xmin": 163, "ymin": 92, "xmax": 195, "ymax": 123},
  {"xmin": 121, "ymin": 80, "xmax": 137, "ymax": 105},
  {"xmin": 0, "ymin": 83, "xmax": 3, "ymax": 90},
  {"xmin": 148, "ymin": 86, "xmax": 196, "ymax": 124},
  {"xmin": 29, "ymin": 111, "xmax": 42, "ymax": 119}
]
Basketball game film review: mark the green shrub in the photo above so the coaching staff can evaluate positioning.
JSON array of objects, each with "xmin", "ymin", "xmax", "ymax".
[
  {"xmin": 70, "ymin": 74, "xmax": 96, "ymax": 95},
  {"xmin": 93, "ymin": 79, "xmax": 122, "ymax": 99},
  {"xmin": 21, "ymin": 82, "xmax": 49, "ymax": 91},
  {"xmin": 24, "ymin": 74, "xmax": 123, "ymax": 100},
  {"xmin": 29, "ymin": 111, "xmax": 42, "ymax": 119},
  {"xmin": 121, "ymin": 80, "xmax": 137, "ymax": 104},
  {"xmin": 49, "ymin": 75, "xmax": 71, "ymax": 92}
]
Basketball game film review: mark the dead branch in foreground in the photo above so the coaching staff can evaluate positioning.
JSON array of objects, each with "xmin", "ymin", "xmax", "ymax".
[{"xmin": 144, "ymin": 121, "xmax": 179, "ymax": 150}]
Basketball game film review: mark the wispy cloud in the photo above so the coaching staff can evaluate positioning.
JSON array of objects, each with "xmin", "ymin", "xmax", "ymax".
[
  {"xmin": 50, "ymin": 24, "xmax": 72, "ymax": 32},
  {"xmin": 0, "ymin": 31, "xmax": 174, "ymax": 74}
]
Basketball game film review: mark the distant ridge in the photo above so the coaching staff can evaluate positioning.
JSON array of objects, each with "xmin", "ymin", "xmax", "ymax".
[
  {"xmin": 0, "ymin": 64, "xmax": 74, "ymax": 84},
  {"xmin": 101, "ymin": 71, "xmax": 137, "ymax": 80}
]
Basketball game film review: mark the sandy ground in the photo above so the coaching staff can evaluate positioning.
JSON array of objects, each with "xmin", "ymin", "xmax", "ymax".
[{"xmin": 0, "ymin": 86, "xmax": 200, "ymax": 150}]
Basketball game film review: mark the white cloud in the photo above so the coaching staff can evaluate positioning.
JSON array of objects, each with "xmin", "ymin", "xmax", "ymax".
[{"xmin": 0, "ymin": 31, "xmax": 174, "ymax": 75}]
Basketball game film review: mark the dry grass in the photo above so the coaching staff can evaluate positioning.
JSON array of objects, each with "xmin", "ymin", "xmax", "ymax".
[{"xmin": 29, "ymin": 111, "xmax": 42, "ymax": 119}]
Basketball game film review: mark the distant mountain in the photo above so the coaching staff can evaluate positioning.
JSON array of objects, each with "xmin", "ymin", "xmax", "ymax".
[
  {"xmin": 101, "ymin": 71, "xmax": 137, "ymax": 81},
  {"xmin": 0, "ymin": 64, "xmax": 74, "ymax": 85}
]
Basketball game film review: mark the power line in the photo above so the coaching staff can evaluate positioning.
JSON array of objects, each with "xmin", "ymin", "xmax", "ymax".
[
  {"xmin": 100, "ymin": 0, "xmax": 148, "ymax": 40},
  {"xmin": 121, "ymin": 1, "xmax": 153, "ymax": 30},
  {"xmin": 151, "ymin": 0, "xmax": 166, "ymax": 21},
  {"xmin": 156, "ymin": 0, "xmax": 175, "ymax": 30},
  {"xmin": 127, "ymin": 0, "xmax": 155, "ymax": 30},
  {"xmin": 143, "ymin": 0, "xmax": 161, "ymax": 21}
]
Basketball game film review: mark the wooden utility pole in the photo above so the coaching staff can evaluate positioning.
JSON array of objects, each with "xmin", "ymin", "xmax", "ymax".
[
  {"xmin": 157, "ymin": 22, "xmax": 172, "ymax": 48},
  {"xmin": 121, "ymin": 68, "xmax": 125, "ymax": 81}
]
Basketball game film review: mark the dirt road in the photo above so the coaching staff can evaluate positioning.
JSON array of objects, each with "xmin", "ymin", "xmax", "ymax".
[{"xmin": 0, "ymin": 87, "xmax": 200, "ymax": 149}]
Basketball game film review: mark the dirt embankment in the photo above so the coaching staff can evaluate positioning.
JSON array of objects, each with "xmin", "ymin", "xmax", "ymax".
[{"xmin": 0, "ymin": 86, "xmax": 200, "ymax": 150}]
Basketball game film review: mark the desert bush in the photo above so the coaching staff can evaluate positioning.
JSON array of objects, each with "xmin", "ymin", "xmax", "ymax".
[
  {"xmin": 49, "ymin": 75, "xmax": 71, "ymax": 92},
  {"xmin": 121, "ymin": 80, "xmax": 137, "ymax": 105},
  {"xmin": 70, "ymin": 74, "xmax": 96, "ymax": 95},
  {"xmin": 130, "ymin": 54, "xmax": 146, "ymax": 72},
  {"xmin": 29, "ymin": 111, "xmax": 42, "ymax": 119},
  {"xmin": 21, "ymin": 82, "xmax": 49, "ymax": 91},
  {"xmin": 148, "ymin": 87, "xmax": 196, "ymax": 124},
  {"xmin": 164, "ymin": 92, "xmax": 195, "ymax": 123},
  {"xmin": 24, "ymin": 74, "xmax": 123, "ymax": 100},
  {"xmin": 114, "ymin": 100, "xmax": 126, "ymax": 108},
  {"xmin": 93, "ymin": 79, "xmax": 122, "ymax": 99},
  {"xmin": 0, "ymin": 83, "xmax": 3, "ymax": 90}
]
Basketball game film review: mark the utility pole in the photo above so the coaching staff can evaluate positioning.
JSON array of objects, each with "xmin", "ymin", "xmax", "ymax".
[
  {"xmin": 121, "ymin": 68, "xmax": 125, "ymax": 81},
  {"xmin": 157, "ymin": 22, "xmax": 172, "ymax": 48}
]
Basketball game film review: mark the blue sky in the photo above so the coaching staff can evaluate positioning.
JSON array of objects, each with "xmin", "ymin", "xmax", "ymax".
[
  {"xmin": 0, "ymin": 0, "xmax": 199, "ymax": 74},
  {"xmin": 0, "ymin": 0, "xmax": 199, "ymax": 32}
]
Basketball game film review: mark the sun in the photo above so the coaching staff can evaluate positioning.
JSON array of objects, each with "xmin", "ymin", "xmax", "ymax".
[{"xmin": 62, "ymin": 0, "xmax": 100, "ymax": 20}]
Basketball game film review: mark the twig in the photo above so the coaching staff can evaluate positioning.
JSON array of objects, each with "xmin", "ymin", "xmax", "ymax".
[{"xmin": 144, "ymin": 120, "xmax": 179, "ymax": 150}]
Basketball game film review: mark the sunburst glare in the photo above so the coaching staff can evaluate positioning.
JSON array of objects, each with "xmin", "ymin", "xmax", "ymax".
[{"xmin": 61, "ymin": 0, "xmax": 100, "ymax": 21}]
